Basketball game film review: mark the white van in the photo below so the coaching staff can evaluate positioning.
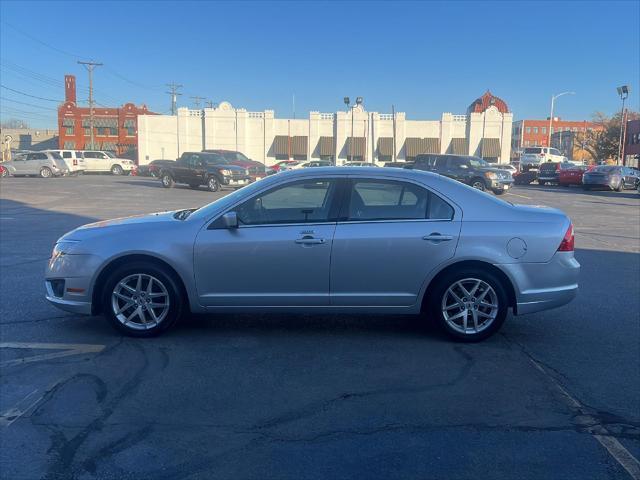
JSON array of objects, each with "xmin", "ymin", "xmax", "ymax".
[
  {"xmin": 47, "ymin": 150, "xmax": 87, "ymax": 175},
  {"xmin": 520, "ymin": 147, "xmax": 565, "ymax": 171},
  {"xmin": 80, "ymin": 151, "xmax": 135, "ymax": 175}
]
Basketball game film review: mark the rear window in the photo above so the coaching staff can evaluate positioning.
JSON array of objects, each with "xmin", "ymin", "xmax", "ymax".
[
  {"xmin": 524, "ymin": 148, "xmax": 542, "ymax": 154},
  {"xmin": 539, "ymin": 162, "xmax": 558, "ymax": 171}
]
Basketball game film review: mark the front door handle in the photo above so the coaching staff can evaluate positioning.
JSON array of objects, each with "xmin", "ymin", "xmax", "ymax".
[
  {"xmin": 295, "ymin": 236, "xmax": 326, "ymax": 245},
  {"xmin": 423, "ymin": 233, "xmax": 454, "ymax": 242}
]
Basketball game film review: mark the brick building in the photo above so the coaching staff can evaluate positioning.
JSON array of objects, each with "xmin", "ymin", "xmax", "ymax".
[
  {"xmin": 624, "ymin": 119, "xmax": 640, "ymax": 167},
  {"xmin": 511, "ymin": 118, "xmax": 601, "ymax": 159},
  {"xmin": 57, "ymin": 75, "xmax": 156, "ymax": 160}
]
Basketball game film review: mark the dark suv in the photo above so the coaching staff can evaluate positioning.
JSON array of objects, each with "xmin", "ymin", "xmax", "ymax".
[
  {"xmin": 410, "ymin": 154, "xmax": 514, "ymax": 195},
  {"xmin": 159, "ymin": 152, "xmax": 250, "ymax": 191},
  {"xmin": 203, "ymin": 149, "xmax": 266, "ymax": 182}
]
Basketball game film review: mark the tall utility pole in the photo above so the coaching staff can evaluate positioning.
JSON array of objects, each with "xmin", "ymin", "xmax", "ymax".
[
  {"xmin": 547, "ymin": 91, "xmax": 575, "ymax": 147},
  {"xmin": 166, "ymin": 82, "xmax": 183, "ymax": 115},
  {"xmin": 77, "ymin": 60, "xmax": 103, "ymax": 150},
  {"xmin": 205, "ymin": 100, "xmax": 216, "ymax": 109},
  {"xmin": 616, "ymin": 85, "xmax": 630, "ymax": 165},
  {"xmin": 190, "ymin": 96, "xmax": 206, "ymax": 108}
]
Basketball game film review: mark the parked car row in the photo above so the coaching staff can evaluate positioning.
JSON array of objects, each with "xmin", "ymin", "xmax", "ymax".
[
  {"xmin": 1, "ymin": 149, "xmax": 135, "ymax": 177},
  {"xmin": 513, "ymin": 162, "xmax": 640, "ymax": 191}
]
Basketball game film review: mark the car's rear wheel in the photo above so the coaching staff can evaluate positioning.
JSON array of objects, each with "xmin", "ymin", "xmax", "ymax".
[
  {"xmin": 103, "ymin": 262, "xmax": 183, "ymax": 337},
  {"xmin": 471, "ymin": 178, "xmax": 485, "ymax": 191},
  {"xmin": 111, "ymin": 165, "xmax": 123, "ymax": 175},
  {"xmin": 428, "ymin": 268, "xmax": 508, "ymax": 342},
  {"xmin": 207, "ymin": 176, "xmax": 220, "ymax": 192},
  {"xmin": 161, "ymin": 174, "xmax": 174, "ymax": 188},
  {"xmin": 40, "ymin": 167, "xmax": 52, "ymax": 178}
]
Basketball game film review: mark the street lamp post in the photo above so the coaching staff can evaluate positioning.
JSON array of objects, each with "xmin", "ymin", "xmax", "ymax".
[
  {"xmin": 344, "ymin": 96, "xmax": 363, "ymax": 163},
  {"xmin": 547, "ymin": 92, "xmax": 575, "ymax": 148},
  {"xmin": 616, "ymin": 85, "xmax": 630, "ymax": 165}
]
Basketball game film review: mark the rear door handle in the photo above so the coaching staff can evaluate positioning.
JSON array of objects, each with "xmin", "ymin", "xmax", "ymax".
[
  {"xmin": 422, "ymin": 233, "xmax": 454, "ymax": 242},
  {"xmin": 295, "ymin": 236, "xmax": 326, "ymax": 245}
]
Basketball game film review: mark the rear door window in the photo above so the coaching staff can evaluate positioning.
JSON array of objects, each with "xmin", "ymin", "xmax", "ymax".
[
  {"xmin": 346, "ymin": 180, "xmax": 453, "ymax": 221},
  {"xmin": 524, "ymin": 148, "xmax": 542, "ymax": 154}
]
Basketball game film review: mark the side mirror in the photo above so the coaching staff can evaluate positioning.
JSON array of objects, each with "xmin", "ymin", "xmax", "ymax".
[{"xmin": 222, "ymin": 211, "xmax": 238, "ymax": 228}]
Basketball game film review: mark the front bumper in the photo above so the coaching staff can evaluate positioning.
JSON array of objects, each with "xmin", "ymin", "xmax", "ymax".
[
  {"xmin": 490, "ymin": 179, "xmax": 514, "ymax": 191},
  {"xmin": 221, "ymin": 175, "xmax": 251, "ymax": 186},
  {"xmin": 45, "ymin": 253, "xmax": 102, "ymax": 315},
  {"xmin": 498, "ymin": 251, "xmax": 580, "ymax": 315}
]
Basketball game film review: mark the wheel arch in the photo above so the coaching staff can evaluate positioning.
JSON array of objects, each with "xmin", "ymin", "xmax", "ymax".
[
  {"xmin": 420, "ymin": 260, "xmax": 517, "ymax": 314},
  {"xmin": 91, "ymin": 253, "xmax": 190, "ymax": 315}
]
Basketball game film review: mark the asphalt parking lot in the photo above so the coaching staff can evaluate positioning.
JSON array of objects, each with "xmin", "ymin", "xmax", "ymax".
[{"xmin": 1, "ymin": 174, "xmax": 639, "ymax": 479}]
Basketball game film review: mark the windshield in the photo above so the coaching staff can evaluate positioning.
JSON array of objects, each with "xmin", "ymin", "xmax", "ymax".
[
  {"xmin": 523, "ymin": 148, "xmax": 542, "ymax": 154},
  {"xmin": 104, "ymin": 152, "xmax": 116, "ymax": 158},
  {"xmin": 468, "ymin": 157, "xmax": 489, "ymax": 168}
]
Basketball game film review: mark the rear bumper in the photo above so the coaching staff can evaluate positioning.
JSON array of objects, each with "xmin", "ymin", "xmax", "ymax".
[{"xmin": 498, "ymin": 252, "xmax": 580, "ymax": 315}]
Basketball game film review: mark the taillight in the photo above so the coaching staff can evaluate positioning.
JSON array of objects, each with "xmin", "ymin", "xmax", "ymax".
[
  {"xmin": 556, "ymin": 164, "xmax": 561, "ymax": 171},
  {"xmin": 557, "ymin": 224, "xmax": 574, "ymax": 252},
  {"xmin": 73, "ymin": 159, "xmax": 77, "ymax": 166}
]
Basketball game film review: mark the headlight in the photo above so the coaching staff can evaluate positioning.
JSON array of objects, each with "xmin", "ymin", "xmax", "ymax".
[
  {"xmin": 484, "ymin": 172, "xmax": 497, "ymax": 179},
  {"xmin": 52, "ymin": 240, "xmax": 79, "ymax": 258},
  {"xmin": 220, "ymin": 169, "xmax": 232, "ymax": 175}
]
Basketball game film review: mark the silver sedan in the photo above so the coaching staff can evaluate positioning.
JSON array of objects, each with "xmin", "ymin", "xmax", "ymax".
[{"xmin": 45, "ymin": 167, "xmax": 580, "ymax": 341}]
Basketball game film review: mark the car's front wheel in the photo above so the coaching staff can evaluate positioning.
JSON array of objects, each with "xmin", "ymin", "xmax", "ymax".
[
  {"xmin": 470, "ymin": 178, "xmax": 485, "ymax": 191},
  {"xmin": 103, "ymin": 262, "xmax": 183, "ymax": 337},
  {"xmin": 161, "ymin": 174, "xmax": 174, "ymax": 188},
  {"xmin": 207, "ymin": 176, "xmax": 220, "ymax": 192},
  {"xmin": 615, "ymin": 180, "xmax": 624, "ymax": 192},
  {"xmin": 428, "ymin": 268, "xmax": 509, "ymax": 342},
  {"xmin": 111, "ymin": 165, "xmax": 123, "ymax": 175}
]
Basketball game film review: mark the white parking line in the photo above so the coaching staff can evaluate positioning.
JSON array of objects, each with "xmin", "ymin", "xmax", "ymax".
[
  {"xmin": 0, "ymin": 342, "xmax": 105, "ymax": 368},
  {"xmin": 505, "ymin": 192, "xmax": 532, "ymax": 199},
  {"xmin": 526, "ymin": 355, "xmax": 640, "ymax": 479},
  {"xmin": 0, "ymin": 379, "xmax": 64, "ymax": 427}
]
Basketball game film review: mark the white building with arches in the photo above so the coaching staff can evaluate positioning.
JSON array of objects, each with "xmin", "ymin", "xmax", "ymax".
[{"xmin": 137, "ymin": 92, "xmax": 513, "ymax": 166}]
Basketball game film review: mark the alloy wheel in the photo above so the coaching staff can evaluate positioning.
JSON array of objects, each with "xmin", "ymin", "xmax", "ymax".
[
  {"xmin": 111, "ymin": 273, "xmax": 170, "ymax": 330},
  {"xmin": 441, "ymin": 278, "xmax": 498, "ymax": 335}
]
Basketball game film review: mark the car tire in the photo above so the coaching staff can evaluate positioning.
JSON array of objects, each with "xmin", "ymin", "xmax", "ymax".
[
  {"xmin": 111, "ymin": 165, "xmax": 124, "ymax": 175},
  {"xmin": 40, "ymin": 167, "xmax": 52, "ymax": 178},
  {"xmin": 615, "ymin": 181, "xmax": 624, "ymax": 192},
  {"xmin": 161, "ymin": 174, "xmax": 175, "ymax": 188},
  {"xmin": 427, "ymin": 267, "xmax": 509, "ymax": 342},
  {"xmin": 471, "ymin": 178, "xmax": 485, "ymax": 191},
  {"xmin": 207, "ymin": 176, "xmax": 220, "ymax": 192},
  {"xmin": 538, "ymin": 180, "xmax": 546, "ymax": 186},
  {"xmin": 102, "ymin": 262, "xmax": 183, "ymax": 337}
]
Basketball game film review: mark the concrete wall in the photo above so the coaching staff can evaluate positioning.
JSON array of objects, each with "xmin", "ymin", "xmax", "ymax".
[{"xmin": 137, "ymin": 101, "xmax": 513, "ymax": 166}]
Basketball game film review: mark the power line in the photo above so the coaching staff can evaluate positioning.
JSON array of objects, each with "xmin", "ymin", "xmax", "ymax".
[
  {"xmin": 0, "ymin": 85, "xmax": 61, "ymax": 102},
  {"xmin": 1, "ymin": 20, "xmax": 83, "ymax": 59},
  {"xmin": 190, "ymin": 95, "xmax": 206, "ymax": 108},
  {"xmin": 0, "ymin": 96, "xmax": 59, "ymax": 111}
]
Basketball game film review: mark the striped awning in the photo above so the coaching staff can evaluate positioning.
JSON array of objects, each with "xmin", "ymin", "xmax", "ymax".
[
  {"xmin": 346, "ymin": 137, "xmax": 366, "ymax": 157},
  {"xmin": 94, "ymin": 117, "xmax": 118, "ymax": 128},
  {"xmin": 377, "ymin": 137, "xmax": 393, "ymax": 156},
  {"xmin": 318, "ymin": 137, "xmax": 334, "ymax": 156},
  {"xmin": 63, "ymin": 141, "xmax": 75, "ymax": 149},
  {"xmin": 273, "ymin": 136, "xmax": 289, "ymax": 156},
  {"xmin": 62, "ymin": 118, "xmax": 75, "ymax": 127},
  {"xmin": 449, "ymin": 138, "xmax": 468, "ymax": 155},
  {"xmin": 405, "ymin": 138, "xmax": 440, "ymax": 157},
  {"xmin": 291, "ymin": 136, "xmax": 308, "ymax": 156},
  {"xmin": 481, "ymin": 138, "xmax": 501, "ymax": 158},
  {"xmin": 123, "ymin": 119, "xmax": 136, "ymax": 128}
]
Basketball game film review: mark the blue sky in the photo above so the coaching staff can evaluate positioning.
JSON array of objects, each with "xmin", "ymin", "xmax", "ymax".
[{"xmin": 1, "ymin": 0, "xmax": 639, "ymax": 128}]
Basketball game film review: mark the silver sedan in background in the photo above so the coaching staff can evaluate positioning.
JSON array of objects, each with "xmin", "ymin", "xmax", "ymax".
[{"xmin": 45, "ymin": 168, "xmax": 579, "ymax": 341}]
